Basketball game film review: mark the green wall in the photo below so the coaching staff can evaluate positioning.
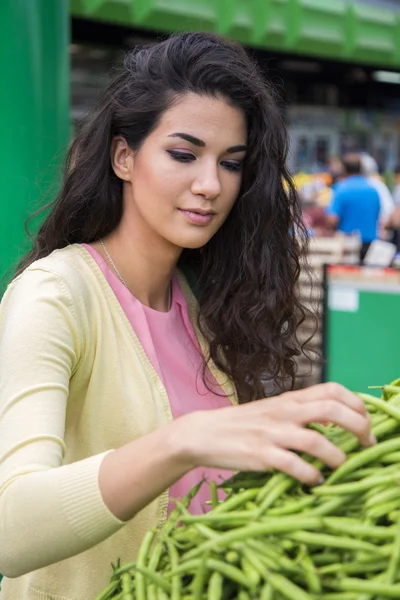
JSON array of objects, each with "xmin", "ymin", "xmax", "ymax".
[
  {"xmin": 0, "ymin": 1, "xmax": 70, "ymax": 285},
  {"xmin": 71, "ymin": 0, "xmax": 400, "ymax": 68}
]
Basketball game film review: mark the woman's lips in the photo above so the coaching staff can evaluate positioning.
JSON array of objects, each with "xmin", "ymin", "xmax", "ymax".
[{"xmin": 178, "ymin": 209, "xmax": 216, "ymax": 225}]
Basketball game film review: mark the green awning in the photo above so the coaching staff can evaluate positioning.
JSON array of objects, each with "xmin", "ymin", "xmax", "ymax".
[{"xmin": 70, "ymin": 0, "xmax": 400, "ymax": 68}]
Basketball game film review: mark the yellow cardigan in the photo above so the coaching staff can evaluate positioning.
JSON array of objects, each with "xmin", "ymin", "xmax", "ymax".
[{"xmin": 0, "ymin": 244, "xmax": 237, "ymax": 600}]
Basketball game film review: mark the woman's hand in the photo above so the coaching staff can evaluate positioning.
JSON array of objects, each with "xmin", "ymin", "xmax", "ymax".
[{"xmin": 179, "ymin": 382, "xmax": 374, "ymax": 485}]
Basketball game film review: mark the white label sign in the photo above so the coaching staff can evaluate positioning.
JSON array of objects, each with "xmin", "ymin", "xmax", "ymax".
[{"xmin": 329, "ymin": 286, "xmax": 359, "ymax": 312}]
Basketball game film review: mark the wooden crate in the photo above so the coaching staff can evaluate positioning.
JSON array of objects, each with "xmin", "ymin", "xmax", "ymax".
[{"xmin": 294, "ymin": 234, "xmax": 361, "ymax": 389}]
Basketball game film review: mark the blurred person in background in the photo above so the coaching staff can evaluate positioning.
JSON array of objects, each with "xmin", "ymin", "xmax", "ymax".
[
  {"xmin": 360, "ymin": 152, "xmax": 395, "ymax": 237},
  {"xmin": 328, "ymin": 155, "xmax": 345, "ymax": 190},
  {"xmin": 383, "ymin": 165, "xmax": 400, "ymax": 251},
  {"xmin": 393, "ymin": 164, "xmax": 400, "ymax": 206},
  {"xmin": 326, "ymin": 153, "xmax": 380, "ymax": 261}
]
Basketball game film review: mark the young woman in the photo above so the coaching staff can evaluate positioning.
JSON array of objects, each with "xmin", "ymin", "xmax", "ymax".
[{"xmin": 0, "ymin": 32, "xmax": 372, "ymax": 600}]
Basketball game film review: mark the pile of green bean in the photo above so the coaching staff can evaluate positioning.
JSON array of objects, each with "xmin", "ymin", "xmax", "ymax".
[{"xmin": 95, "ymin": 379, "xmax": 400, "ymax": 600}]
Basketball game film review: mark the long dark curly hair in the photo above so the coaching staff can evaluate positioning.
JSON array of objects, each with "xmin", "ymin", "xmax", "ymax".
[{"xmin": 16, "ymin": 32, "xmax": 311, "ymax": 402}]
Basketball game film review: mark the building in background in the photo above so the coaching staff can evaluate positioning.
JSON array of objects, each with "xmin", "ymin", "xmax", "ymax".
[{"xmin": 69, "ymin": 0, "xmax": 400, "ymax": 175}]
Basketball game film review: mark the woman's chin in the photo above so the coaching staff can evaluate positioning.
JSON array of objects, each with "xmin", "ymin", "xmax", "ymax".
[{"xmin": 170, "ymin": 231, "xmax": 215, "ymax": 250}]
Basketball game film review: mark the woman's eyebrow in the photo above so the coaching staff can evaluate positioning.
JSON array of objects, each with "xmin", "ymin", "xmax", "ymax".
[
  {"xmin": 168, "ymin": 132, "xmax": 205, "ymax": 147},
  {"xmin": 168, "ymin": 132, "xmax": 247, "ymax": 154},
  {"xmin": 226, "ymin": 144, "xmax": 247, "ymax": 154}
]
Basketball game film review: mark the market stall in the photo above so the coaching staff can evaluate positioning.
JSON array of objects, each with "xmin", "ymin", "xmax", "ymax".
[{"xmin": 323, "ymin": 264, "xmax": 400, "ymax": 393}]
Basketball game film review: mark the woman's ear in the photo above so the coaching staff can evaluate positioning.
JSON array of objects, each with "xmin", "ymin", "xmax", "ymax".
[{"xmin": 111, "ymin": 136, "xmax": 133, "ymax": 181}]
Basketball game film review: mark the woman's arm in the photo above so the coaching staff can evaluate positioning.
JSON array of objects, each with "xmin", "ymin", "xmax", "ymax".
[
  {"xmin": 0, "ymin": 269, "xmax": 125, "ymax": 577},
  {"xmin": 99, "ymin": 382, "xmax": 373, "ymax": 521}
]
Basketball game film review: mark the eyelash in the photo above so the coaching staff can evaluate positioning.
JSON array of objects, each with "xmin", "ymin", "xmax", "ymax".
[{"xmin": 167, "ymin": 150, "xmax": 242, "ymax": 173}]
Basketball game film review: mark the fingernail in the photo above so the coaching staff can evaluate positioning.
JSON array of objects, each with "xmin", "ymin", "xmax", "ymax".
[
  {"xmin": 369, "ymin": 433, "xmax": 377, "ymax": 445},
  {"xmin": 316, "ymin": 475, "xmax": 325, "ymax": 486}
]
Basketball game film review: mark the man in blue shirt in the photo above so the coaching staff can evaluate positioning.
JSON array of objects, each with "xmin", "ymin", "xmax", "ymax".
[{"xmin": 326, "ymin": 153, "xmax": 380, "ymax": 261}]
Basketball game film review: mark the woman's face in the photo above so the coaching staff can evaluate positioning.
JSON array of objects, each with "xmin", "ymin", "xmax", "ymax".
[{"xmin": 115, "ymin": 93, "xmax": 247, "ymax": 251}]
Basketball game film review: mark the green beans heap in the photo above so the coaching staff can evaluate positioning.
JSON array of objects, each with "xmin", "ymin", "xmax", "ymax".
[{"xmin": 95, "ymin": 379, "xmax": 400, "ymax": 600}]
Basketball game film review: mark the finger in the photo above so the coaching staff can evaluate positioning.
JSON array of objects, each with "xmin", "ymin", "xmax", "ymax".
[
  {"xmin": 276, "ymin": 426, "xmax": 346, "ymax": 470},
  {"xmin": 285, "ymin": 382, "xmax": 367, "ymax": 416},
  {"xmin": 266, "ymin": 447, "xmax": 322, "ymax": 486},
  {"xmin": 293, "ymin": 400, "xmax": 373, "ymax": 447}
]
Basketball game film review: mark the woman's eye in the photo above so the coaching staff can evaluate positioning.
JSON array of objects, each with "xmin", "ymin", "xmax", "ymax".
[
  {"xmin": 167, "ymin": 151, "xmax": 195, "ymax": 163},
  {"xmin": 221, "ymin": 161, "xmax": 242, "ymax": 173}
]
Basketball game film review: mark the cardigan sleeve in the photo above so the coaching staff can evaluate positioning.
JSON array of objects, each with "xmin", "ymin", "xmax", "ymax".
[{"xmin": 0, "ymin": 267, "xmax": 124, "ymax": 578}]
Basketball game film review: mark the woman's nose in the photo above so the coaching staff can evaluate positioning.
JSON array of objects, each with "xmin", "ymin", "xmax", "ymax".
[{"xmin": 191, "ymin": 165, "xmax": 221, "ymax": 200}]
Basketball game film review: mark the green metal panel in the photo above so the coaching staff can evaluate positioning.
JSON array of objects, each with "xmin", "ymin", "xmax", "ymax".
[
  {"xmin": 253, "ymin": 0, "xmax": 292, "ymax": 50},
  {"xmin": 71, "ymin": 0, "xmax": 400, "ymax": 68},
  {"xmin": 0, "ymin": 0, "xmax": 70, "ymax": 285},
  {"xmin": 325, "ymin": 267, "xmax": 400, "ymax": 395},
  {"xmin": 347, "ymin": 2, "xmax": 398, "ymax": 65},
  {"xmin": 289, "ymin": 0, "xmax": 347, "ymax": 57}
]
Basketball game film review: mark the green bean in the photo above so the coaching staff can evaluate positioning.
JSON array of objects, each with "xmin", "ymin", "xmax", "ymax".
[
  {"xmin": 364, "ymin": 487, "xmax": 400, "ymax": 509},
  {"xmin": 330, "ymin": 576, "xmax": 400, "ymax": 598},
  {"xmin": 383, "ymin": 385, "xmax": 400, "ymax": 396},
  {"xmin": 135, "ymin": 566, "xmax": 172, "ymax": 593},
  {"xmin": 148, "ymin": 539, "xmax": 164, "ymax": 572},
  {"xmin": 380, "ymin": 451, "xmax": 400, "ymax": 463},
  {"xmin": 359, "ymin": 394, "xmax": 400, "ymax": 421},
  {"xmin": 372, "ymin": 417, "xmax": 399, "ymax": 440},
  {"xmin": 255, "ymin": 477, "xmax": 294, "ymax": 517},
  {"xmin": 180, "ymin": 510, "xmax": 253, "ymax": 527},
  {"xmin": 385, "ymin": 519, "xmax": 400, "ymax": 584},
  {"xmin": 240, "ymin": 556, "xmax": 261, "ymax": 587},
  {"xmin": 323, "ymin": 517, "xmax": 396, "ymax": 540},
  {"xmin": 312, "ymin": 552, "xmax": 342, "ymax": 566},
  {"xmin": 300, "ymin": 553, "xmax": 321, "ymax": 594},
  {"xmin": 260, "ymin": 583, "xmax": 274, "ymax": 600},
  {"xmin": 206, "ymin": 558, "xmax": 255, "ymax": 590},
  {"xmin": 238, "ymin": 542, "xmax": 280, "ymax": 572},
  {"xmin": 207, "ymin": 571, "xmax": 223, "ymax": 600},
  {"xmin": 319, "ymin": 558, "xmax": 389, "ymax": 575},
  {"xmin": 135, "ymin": 530, "xmax": 156, "ymax": 600},
  {"xmin": 327, "ymin": 438, "xmax": 400, "ymax": 484},
  {"xmin": 366, "ymin": 499, "xmax": 400, "ymax": 520},
  {"xmin": 221, "ymin": 471, "xmax": 268, "ymax": 490},
  {"xmin": 165, "ymin": 540, "xmax": 180, "ymax": 600},
  {"xmin": 147, "ymin": 584, "xmax": 158, "ymax": 600},
  {"xmin": 266, "ymin": 496, "xmax": 315, "ymax": 516},
  {"xmin": 256, "ymin": 473, "xmax": 287, "ymax": 504},
  {"xmin": 225, "ymin": 550, "xmax": 239, "ymax": 564},
  {"xmin": 307, "ymin": 496, "xmax": 350, "ymax": 516},
  {"xmin": 165, "ymin": 481, "xmax": 204, "ymax": 535},
  {"xmin": 93, "ymin": 580, "xmax": 120, "ymax": 600},
  {"xmin": 111, "ymin": 563, "xmax": 136, "ymax": 579},
  {"xmin": 192, "ymin": 552, "xmax": 209, "ymax": 600},
  {"xmin": 267, "ymin": 571, "xmax": 313, "ymax": 600},
  {"xmin": 121, "ymin": 572, "xmax": 134, "ymax": 600},
  {"xmin": 181, "ymin": 516, "xmax": 323, "ymax": 561},
  {"xmin": 315, "ymin": 471, "xmax": 398, "ymax": 495},
  {"xmin": 165, "ymin": 557, "xmax": 201, "ymax": 577},
  {"xmin": 245, "ymin": 539, "xmax": 301, "ymax": 574},
  {"xmin": 284, "ymin": 531, "xmax": 388, "ymax": 554},
  {"xmin": 321, "ymin": 595, "xmax": 359, "ymax": 600},
  {"xmin": 211, "ymin": 488, "xmax": 258, "ymax": 514},
  {"xmin": 209, "ymin": 482, "xmax": 219, "ymax": 509},
  {"xmin": 156, "ymin": 588, "xmax": 170, "ymax": 600},
  {"xmin": 347, "ymin": 467, "xmax": 383, "ymax": 479}
]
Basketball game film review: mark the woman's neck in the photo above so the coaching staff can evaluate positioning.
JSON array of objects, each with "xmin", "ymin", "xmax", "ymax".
[{"xmin": 93, "ymin": 221, "xmax": 181, "ymax": 312}]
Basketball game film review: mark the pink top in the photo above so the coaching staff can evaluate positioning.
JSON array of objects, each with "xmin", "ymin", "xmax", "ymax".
[{"xmin": 82, "ymin": 244, "xmax": 231, "ymax": 515}]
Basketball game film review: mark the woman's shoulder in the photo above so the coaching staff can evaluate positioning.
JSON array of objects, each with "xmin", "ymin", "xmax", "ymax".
[{"xmin": 6, "ymin": 244, "xmax": 104, "ymax": 308}]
